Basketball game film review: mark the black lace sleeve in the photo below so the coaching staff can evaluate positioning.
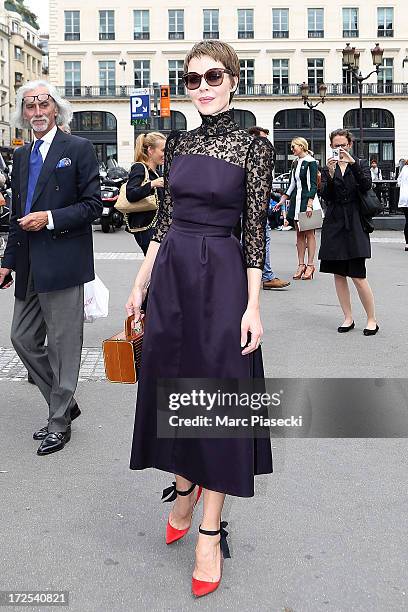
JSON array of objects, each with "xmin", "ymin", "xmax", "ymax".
[
  {"xmin": 151, "ymin": 130, "xmax": 180, "ymax": 243},
  {"xmin": 243, "ymin": 137, "xmax": 274, "ymax": 269}
]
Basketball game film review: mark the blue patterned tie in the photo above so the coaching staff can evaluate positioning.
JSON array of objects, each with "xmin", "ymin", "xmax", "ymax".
[{"xmin": 24, "ymin": 139, "xmax": 44, "ymax": 215}]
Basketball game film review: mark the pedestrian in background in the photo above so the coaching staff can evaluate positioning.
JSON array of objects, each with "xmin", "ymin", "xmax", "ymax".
[
  {"xmin": 248, "ymin": 126, "xmax": 290, "ymax": 290},
  {"xmin": 0, "ymin": 80, "xmax": 102, "ymax": 454},
  {"xmin": 125, "ymin": 132, "xmax": 165, "ymax": 255},
  {"xmin": 397, "ymin": 159, "xmax": 408, "ymax": 251},
  {"xmin": 279, "ymin": 137, "xmax": 321, "ymax": 280},
  {"xmin": 370, "ymin": 159, "xmax": 382, "ymax": 181},
  {"xmin": 319, "ymin": 128, "xmax": 379, "ymax": 335}
]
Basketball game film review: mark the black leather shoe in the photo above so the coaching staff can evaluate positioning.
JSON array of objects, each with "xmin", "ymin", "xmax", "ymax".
[
  {"xmin": 337, "ymin": 321, "xmax": 355, "ymax": 333},
  {"xmin": 33, "ymin": 403, "xmax": 81, "ymax": 440},
  {"xmin": 33, "ymin": 425, "xmax": 48, "ymax": 440},
  {"xmin": 37, "ymin": 428, "xmax": 71, "ymax": 455},
  {"xmin": 363, "ymin": 324, "xmax": 379, "ymax": 336}
]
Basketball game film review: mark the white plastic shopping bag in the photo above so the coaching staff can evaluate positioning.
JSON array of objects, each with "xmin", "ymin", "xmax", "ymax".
[{"xmin": 84, "ymin": 274, "xmax": 109, "ymax": 323}]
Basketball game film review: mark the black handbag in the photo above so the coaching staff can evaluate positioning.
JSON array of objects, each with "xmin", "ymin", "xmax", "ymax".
[
  {"xmin": 358, "ymin": 188, "xmax": 384, "ymax": 218},
  {"xmin": 360, "ymin": 213, "xmax": 375, "ymax": 234}
]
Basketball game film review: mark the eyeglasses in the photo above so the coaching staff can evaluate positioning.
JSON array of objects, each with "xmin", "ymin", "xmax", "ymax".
[
  {"xmin": 182, "ymin": 68, "xmax": 234, "ymax": 90},
  {"xmin": 332, "ymin": 143, "xmax": 349, "ymax": 148},
  {"xmin": 23, "ymin": 93, "xmax": 54, "ymax": 109}
]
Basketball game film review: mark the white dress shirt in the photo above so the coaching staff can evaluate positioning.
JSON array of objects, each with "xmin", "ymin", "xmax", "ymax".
[{"xmin": 33, "ymin": 124, "xmax": 58, "ymax": 230}]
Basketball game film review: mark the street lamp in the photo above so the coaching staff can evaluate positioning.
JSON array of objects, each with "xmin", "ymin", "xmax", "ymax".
[
  {"xmin": 300, "ymin": 81, "xmax": 327, "ymax": 155},
  {"xmin": 118, "ymin": 58, "xmax": 127, "ymax": 95},
  {"xmin": 342, "ymin": 42, "xmax": 384, "ymax": 157}
]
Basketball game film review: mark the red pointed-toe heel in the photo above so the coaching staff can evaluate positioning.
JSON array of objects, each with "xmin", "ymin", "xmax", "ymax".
[
  {"xmin": 162, "ymin": 481, "xmax": 203, "ymax": 545},
  {"xmin": 191, "ymin": 521, "xmax": 231, "ymax": 598}
]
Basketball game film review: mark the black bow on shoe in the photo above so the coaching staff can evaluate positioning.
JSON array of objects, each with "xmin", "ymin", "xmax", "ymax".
[
  {"xmin": 162, "ymin": 481, "xmax": 177, "ymax": 502},
  {"xmin": 219, "ymin": 521, "xmax": 231, "ymax": 559}
]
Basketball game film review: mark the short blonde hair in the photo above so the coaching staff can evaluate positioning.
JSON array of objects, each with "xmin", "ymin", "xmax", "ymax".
[
  {"xmin": 291, "ymin": 137, "xmax": 309, "ymax": 152},
  {"xmin": 134, "ymin": 132, "xmax": 166, "ymax": 164}
]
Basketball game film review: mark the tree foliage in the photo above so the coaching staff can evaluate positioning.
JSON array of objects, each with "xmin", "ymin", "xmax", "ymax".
[{"xmin": 5, "ymin": 0, "xmax": 40, "ymax": 30}]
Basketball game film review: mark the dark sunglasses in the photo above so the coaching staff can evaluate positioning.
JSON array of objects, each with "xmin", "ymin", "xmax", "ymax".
[
  {"xmin": 23, "ymin": 93, "xmax": 54, "ymax": 107},
  {"xmin": 182, "ymin": 68, "xmax": 234, "ymax": 90}
]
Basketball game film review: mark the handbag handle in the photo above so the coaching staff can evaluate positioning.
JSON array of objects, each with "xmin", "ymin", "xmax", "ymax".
[{"xmin": 125, "ymin": 312, "xmax": 144, "ymax": 341}]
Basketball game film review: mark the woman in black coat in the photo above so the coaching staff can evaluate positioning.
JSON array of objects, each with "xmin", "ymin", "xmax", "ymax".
[
  {"xmin": 126, "ymin": 132, "xmax": 165, "ymax": 255},
  {"xmin": 319, "ymin": 128, "xmax": 379, "ymax": 335}
]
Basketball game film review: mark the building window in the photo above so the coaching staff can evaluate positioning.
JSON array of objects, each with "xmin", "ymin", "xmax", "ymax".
[
  {"xmin": 272, "ymin": 9, "xmax": 289, "ymax": 38},
  {"xmin": 12, "ymin": 21, "xmax": 20, "ymax": 34},
  {"xmin": 134, "ymin": 10, "xmax": 149, "ymax": 40},
  {"xmin": 203, "ymin": 9, "xmax": 219, "ymax": 39},
  {"xmin": 239, "ymin": 59, "xmax": 255, "ymax": 94},
  {"xmin": 14, "ymin": 46, "xmax": 22, "ymax": 61},
  {"xmin": 342, "ymin": 66, "xmax": 358, "ymax": 94},
  {"xmin": 272, "ymin": 59, "xmax": 289, "ymax": 94},
  {"xmin": 343, "ymin": 8, "xmax": 358, "ymax": 38},
  {"xmin": 134, "ymin": 60, "xmax": 150, "ymax": 88},
  {"xmin": 307, "ymin": 59, "xmax": 324, "ymax": 94},
  {"xmin": 378, "ymin": 58, "xmax": 393, "ymax": 93},
  {"xmin": 64, "ymin": 61, "xmax": 81, "ymax": 96},
  {"xmin": 99, "ymin": 10, "xmax": 115, "ymax": 40},
  {"xmin": 99, "ymin": 61, "xmax": 116, "ymax": 95},
  {"xmin": 168, "ymin": 60, "xmax": 184, "ymax": 95},
  {"xmin": 238, "ymin": 9, "xmax": 254, "ymax": 39},
  {"xmin": 308, "ymin": 8, "xmax": 324, "ymax": 38},
  {"xmin": 233, "ymin": 109, "xmax": 256, "ymax": 129},
  {"xmin": 377, "ymin": 7, "xmax": 393, "ymax": 37},
  {"xmin": 64, "ymin": 11, "xmax": 80, "ymax": 41},
  {"xmin": 14, "ymin": 72, "xmax": 23, "ymax": 86},
  {"xmin": 168, "ymin": 10, "xmax": 184, "ymax": 40}
]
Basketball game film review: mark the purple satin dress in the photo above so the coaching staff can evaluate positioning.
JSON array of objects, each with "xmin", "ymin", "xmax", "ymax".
[{"xmin": 129, "ymin": 110, "xmax": 273, "ymax": 497}]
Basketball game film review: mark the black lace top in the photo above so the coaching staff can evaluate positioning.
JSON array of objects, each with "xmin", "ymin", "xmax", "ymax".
[{"xmin": 151, "ymin": 109, "xmax": 274, "ymax": 269}]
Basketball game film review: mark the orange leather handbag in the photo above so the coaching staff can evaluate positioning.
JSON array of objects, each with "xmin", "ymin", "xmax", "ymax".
[{"xmin": 103, "ymin": 314, "xmax": 144, "ymax": 384}]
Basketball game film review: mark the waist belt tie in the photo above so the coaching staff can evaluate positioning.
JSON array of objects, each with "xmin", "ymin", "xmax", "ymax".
[
  {"xmin": 170, "ymin": 219, "xmax": 233, "ymax": 237},
  {"xmin": 170, "ymin": 219, "xmax": 235, "ymax": 265}
]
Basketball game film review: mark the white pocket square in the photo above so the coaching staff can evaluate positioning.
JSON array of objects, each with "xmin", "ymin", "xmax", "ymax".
[{"xmin": 56, "ymin": 158, "xmax": 72, "ymax": 168}]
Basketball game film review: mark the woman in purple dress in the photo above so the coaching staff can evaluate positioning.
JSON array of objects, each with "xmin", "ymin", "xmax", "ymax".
[{"xmin": 126, "ymin": 40, "xmax": 273, "ymax": 597}]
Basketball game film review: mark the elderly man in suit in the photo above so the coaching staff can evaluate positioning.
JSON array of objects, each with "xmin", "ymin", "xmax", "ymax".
[{"xmin": 0, "ymin": 80, "xmax": 102, "ymax": 455}]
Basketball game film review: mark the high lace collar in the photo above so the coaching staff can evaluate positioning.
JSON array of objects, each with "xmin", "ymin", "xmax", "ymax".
[{"xmin": 198, "ymin": 108, "xmax": 240, "ymax": 137}]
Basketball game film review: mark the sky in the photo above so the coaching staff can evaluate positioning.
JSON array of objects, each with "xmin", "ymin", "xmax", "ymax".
[{"xmin": 26, "ymin": 0, "xmax": 49, "ymax": 33}]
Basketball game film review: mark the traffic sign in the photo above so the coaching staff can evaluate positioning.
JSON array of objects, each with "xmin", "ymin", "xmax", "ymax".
[{"xmin": 130, "ymin": 87, "xmax": 150, "ymax": 121}]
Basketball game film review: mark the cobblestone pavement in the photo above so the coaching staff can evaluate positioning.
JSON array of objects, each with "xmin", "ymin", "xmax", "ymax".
[{"xmin": 0, "ymin": 347, "xmax": 106, "ymax": 381}]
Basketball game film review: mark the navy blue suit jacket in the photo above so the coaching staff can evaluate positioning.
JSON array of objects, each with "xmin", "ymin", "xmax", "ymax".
[{"xmin": 2, "ymin": 129, "xmax": 102, "ymax": 299}]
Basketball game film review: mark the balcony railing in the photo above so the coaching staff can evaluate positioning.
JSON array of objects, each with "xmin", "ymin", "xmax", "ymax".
[
  {"xmin": 273, "ymin": 30, "xmax": 289, "ymax": 38},
  {"xmin": 378, "ymin": 28, "xmax": 394, "ymax": 37},
  {"xmin": 0, "ymin": 23, "xmax": 10, "ymax": 36},
  {"xmin": 64, "ymin": 33, "xmax": 80, "ymax": 41},
  {"xmin": 168, "ymin": 32, "xmax": 184, "ymax": 40},
  {"xmin": 99, "ymin": 32, "xmax": 115, "ymax": 40},
  {"xmin": 308, "ymin": 30, "xmax": 324, "ymax": 38},
  {"xmin": 343, "ymin": 29, "xmax": 359, "ymax": 37},
  {"xmin": 238, "ymin": 31, "xmax": 254, "ymax": 39},
  {"xmin": 203, "ymin": 31, "xmax": 219, "ymax": 39},
  {"xmin": 57, "ymin": 83, "xmax": 408, "ymax": 100},
  {"xmin": 134, "ymin": 32, "xmax": 150, "ymax": 40}
]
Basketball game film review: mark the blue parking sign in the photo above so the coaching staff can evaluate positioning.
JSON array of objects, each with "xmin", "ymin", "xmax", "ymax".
[{"xmin": 130, "ymin": 88, "xmax": 150, "ymax": 121}]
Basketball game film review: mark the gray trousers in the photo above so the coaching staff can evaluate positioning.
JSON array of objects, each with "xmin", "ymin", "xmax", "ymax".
[{"xmin": 11, "ymin": 272, "xmax": 84, "ymax": 432}]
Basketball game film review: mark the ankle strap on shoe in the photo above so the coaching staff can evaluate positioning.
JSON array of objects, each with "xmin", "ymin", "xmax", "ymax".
[
  {"xmin": 199, "ymin": 521, "xmax": 231, "ymax": 559},
  {"xmin": 161, "ymin": 481, "xmax": 196, "ymax": 503}
]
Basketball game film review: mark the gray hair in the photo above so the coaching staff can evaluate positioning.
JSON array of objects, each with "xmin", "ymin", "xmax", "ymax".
[{"xmin": 12, "ymin": 80, "xmax": 73, "ymax": 129}]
